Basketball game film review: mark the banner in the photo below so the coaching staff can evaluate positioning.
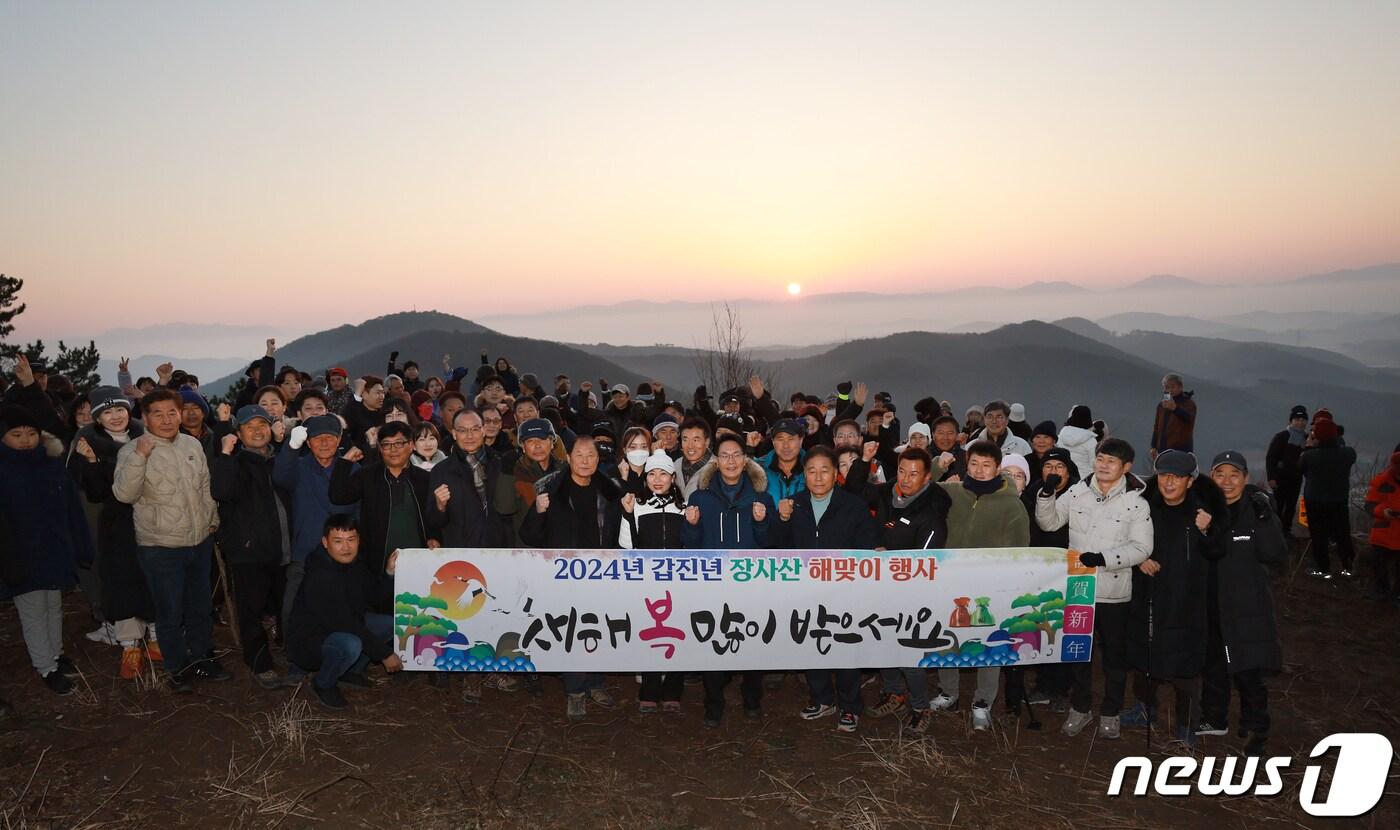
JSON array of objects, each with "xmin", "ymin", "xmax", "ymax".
[{"xmin": 392, "ymin": 547, "xmax": 1097, "ymax": 672}]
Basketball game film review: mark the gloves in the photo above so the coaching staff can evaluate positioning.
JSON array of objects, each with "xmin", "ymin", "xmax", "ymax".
[
  {"xmin": 1078, "ymin": 552, "xmax": 1106, "ymax": 568},
  {"xmin": 836, "ymin": 380, "xmax": 852, "ymax": 399},
  {"xmin": 289, "ymin": 425, "xmax": 308, "ymax": 450},
  {"xmin": 1039, "ymin": 474, "xmax": 1062, "ymax": 496},
  {"xmin": 1250, "ymin": 491, "xmax": 1273, "ymax": 521},
  {"xmin": 389, "ymin": 350, "xmax": 399, "ymax": 362},
  {"xmin": 694, "ymin": 385, "xmax": 709, "ymax": 402}
]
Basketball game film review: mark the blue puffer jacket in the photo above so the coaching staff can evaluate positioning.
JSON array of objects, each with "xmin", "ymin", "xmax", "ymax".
[
  {"xmin": 273, "ymin": 442, "xmax": 358, "ymax": 563},
  {"xmin": 682, "ymin": 459, "xmax": 775, "ymax": 550},
  {"xmin": 0, "ymin": 444, "xmax": 95, "ymax": 595},
  {"xmin": 757, "ymin": 449, "xmax": 806, "ymax": 502}
]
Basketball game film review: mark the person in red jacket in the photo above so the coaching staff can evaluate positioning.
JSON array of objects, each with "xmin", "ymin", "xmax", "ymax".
[{"xmin": 1364, "ymin": 451, "xmax": 1400, "ymax": 602}]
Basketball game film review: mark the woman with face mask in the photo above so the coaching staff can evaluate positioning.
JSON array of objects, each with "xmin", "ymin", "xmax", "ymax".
[{"xmin": 617, "ymin": 426, "xmax": 653, "ymax": 498}]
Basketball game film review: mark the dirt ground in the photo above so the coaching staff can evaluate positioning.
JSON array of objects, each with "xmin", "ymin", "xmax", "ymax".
[{"xmin": 2, "ymin": 540, "xmax": 1397, "ymax": 830}]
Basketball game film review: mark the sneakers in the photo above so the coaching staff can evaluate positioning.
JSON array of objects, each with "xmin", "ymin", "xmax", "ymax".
[
  {"xmin": 928, "ymin": 692, "xmax": 958, "ymax": 712},
  {"xmin": 566, "ymin": 693, "xmax": 587, "ymax": 721},
  {"xmin": 971, "ymin": 703, "xmax": 992, "ymax": 732},
  {"xmin": 1195, "ymin": 720, "xmax": 1228, "ymax": 737},
  {"xmin": 42, "ymin": 670, "xmax": 74, "ymax": 696},
  {"xmin": 587, "ymin": 687, "xmax": 615, "ymax": 708},
  {"xmin": 638, "ymin": 700, "xmax": 659, "ymax": 714},
  {"xmin": 869, "ymin": 693, "xmax": 909, "ymax": 718},
  {"xmin": 1118, "ymin": 702, "xmax": 1157, "ymax": 728},
  {"xmin": 1098, "ymin": 715, "xmax": 1121, "ymax": 740},
  {"xmin": 1339, "ymin": 568, "xmax": 1354, "ymax": 578},
  {"xmin": 836, "ymin": 712, "xmax": 859, "ymax": 733},
  {"xmin": 905, "ymin": 709, "xmax": 931, "ymax": 734},
  {"xmin": 55, "ymin": 656, "xmax": 79, "ymax": 677},
  {"xmin": 188, "ymin": 660, "xmax": 232, "ymax": 682},
  {"xmin": 1308, "ymin": 569, "xmax": 1333, "ymax": 580},
  {"xmin": 253, "ymin": 670, "xmax": 284, "ymax": 690},
  {"xmin": 87, "ymin": 623, "xmax": 121, "ymax": 645},
  {"xmin": 1025, "ymin": 690, "xmax": 1050, "ymax": 706},
  {"xmin": 1061, "ymin": 708, "xmax": 1094, "ymax": 736},
  {"xmin": 1049, "ymin": 695, "xmax": 1069, "ymax": 714},
  {"xmin": 312, "ymin": 683, "xmax": 348, "ymax": 709},
  {"xmin": 800, "ymin": 703, "xmax": 837, "ymax": 720},
  {"xmin": 120, "ymin": 647, "xmax": 146, "ymax": 680},
  {"xmin": 662, "ymin": 701, "xmax": 682, "ymax": 714}
]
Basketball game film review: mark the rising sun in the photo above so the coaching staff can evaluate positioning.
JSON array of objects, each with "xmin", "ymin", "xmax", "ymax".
[{"xmin": 787, "ymin": 282, "xmax": 802, "ymax": 296}]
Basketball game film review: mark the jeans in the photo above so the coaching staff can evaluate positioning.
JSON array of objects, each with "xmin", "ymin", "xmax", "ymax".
[
  {"xmin": 1070, "ymin": 601, "xmax": 1130, "ymax": 716},
  {"xmin": 702, "ymin": 671, "xmax": 763, "ymax": 719},
  {"xmin": 313, "ymin": 612, "xmax": 393, "ymax": 689},
  {"xmin": 137, "ymin": 538, "xmax": 215, "ymax": 675},
  {"xmin": 563, "ymin": 672, "xmax": 604, "ymax": 695},
  {"xmin": 1308, "ymin": 501, "xmax": 1354, "ymax": 571},
  {"xmin": 13, "ymin": 589, "xmax": 63, "ymax": 675},
  {"xmin": 806, "ymin": 669, "xmax": 864, "ymax": 714},
  {"xmin": 879, "ymin": 667, "xmax": 931, "ymax": 710}
]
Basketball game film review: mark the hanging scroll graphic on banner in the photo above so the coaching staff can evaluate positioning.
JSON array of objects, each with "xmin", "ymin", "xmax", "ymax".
[{"xmin": 392, "ymin": 547, "xmax": 1096, "ymax": 672}]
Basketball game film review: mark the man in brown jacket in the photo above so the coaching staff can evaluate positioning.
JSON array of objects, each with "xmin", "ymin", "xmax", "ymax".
[
  {"xmin": 1150, "ymin": 373, "xmax": 1197, "ymax": 462},
  {"xmin": 114, "ymin": 389, "xmax": 226, "ymax": 692}
]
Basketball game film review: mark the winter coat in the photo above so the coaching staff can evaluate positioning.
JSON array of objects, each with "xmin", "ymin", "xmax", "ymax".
[
  {"xmin": 286, "ymin": 545, "xmax": 393, "ymax": 670},
  {"xmin": 870, "ymin": 481, "xmax": 952, "ymax": 551},
  {"xmin": 966, "ymin": 429, "xmax": 1032, "ymax": 458},
  {"xmin": 940, "ymin": 476, "xmax": 1030, "ymax": 548},
  {"xmin": 1265, "ymin": 429, "xmax": 1306, "ymax": 485},
  {"xmin": 328, "ymin": 458, "xmax": 437, "ymax": 605},
  {"xmin": 342, "ymin": 400, "xmax": 387, "ymax": 452},
  {"xmin": 681, "ymin": 460, "xmax": 776, "ymax": 549},
  {"xmin": 272, "ymin": 443, "xmax": 357, "ymax": 563},
  {"xmin": 1208, "ymin": 486, "xmax": 1286, "ymax": 674},
  {"xmin": 757, "ymin": 450, "xmax": 807, "ymax": 502},
  {"xmin": 518, "ymin": 468, "xmax": 625, "ymax": 549},
  {"xmin": 1364, "ymin": 466, "xmax": 1400, "ymax": 551},
  {"xmin": 1035, "ymin": 474, "xmax": 1153, "ymax": 603},
  {"xmin": 112, "ymin": 432, "xmax": 219, "ymax": 549},
  {"xmin": 1151, "ymin": 392, "xmax": 1197, "ymax": 454},
  {"xmin": 674, "ymin": 453, "xmax": 712, "ymax": 501},
  {"xmin": 1056, "ymin": 425, "xmax": 1098, "ymax": 482},
  {"xmin": 1299, "ymin": 442, "xmax": 1357, "ymax": 504},
  {"xmin": 620, "ymin": 490, "xmax": 688, "ymax": 549},
  {"xmin": 0, "ymin": 444, "xmax": 95, "ymax": 594},
  {"xmin": 410, "ymin": 449, "xmax": 447, "ymax": 471},
  {"xmin": 210, "ymin": 447, "xmax": 291, "ymax": 566},
  {"xmin": 426, "ymin": 446, "xmax": 508, "ymax": 548},
  {"xmin": 1128, "ymin": 476, "xmax": 1228, "ymax": 678},
  {"xmin": 767, "ymin": 486, "xmax": 879, "ymax": 551},
  {"xmin": 499, "ymin": 453, "xmax": 563, "ymax": 547},
  {"xmin": 68, "ymin": 422, "xmax": 154, "ymax": 621}
]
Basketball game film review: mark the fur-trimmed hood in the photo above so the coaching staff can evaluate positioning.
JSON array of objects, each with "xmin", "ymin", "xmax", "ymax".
[{"xmin": 695, "ymin": 458, "xmax": 768, "ymax": 494}]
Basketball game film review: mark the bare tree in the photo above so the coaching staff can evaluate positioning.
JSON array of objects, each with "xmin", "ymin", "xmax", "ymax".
[{"xmin": 692, "ymin": 301, "xmax": 780, "ymax": 397}]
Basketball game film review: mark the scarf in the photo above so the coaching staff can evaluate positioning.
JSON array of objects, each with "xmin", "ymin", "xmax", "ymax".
[
  {"xmin": 1287, "ymin": 426, "xmax": 1307, "ymax": 447},
  {"xmin": 962, "ymin": 476, "xmax": 1003, "ymax": 497},
  {"xmin": 682, "ymin": 452, "xmax": 711, "ymax": 482},
  {"xmin": 456, "ymin": 446, "xmax": 488, "ymax": 508},
  {"xmin": 891, "ymin": 480, "xmax": 931, "ymax": 510}
]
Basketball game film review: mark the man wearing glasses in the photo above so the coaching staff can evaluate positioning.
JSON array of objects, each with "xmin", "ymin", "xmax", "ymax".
[
  {"xmin": 426, "ymin": 409, "xmax": 507, "ymax": 549},
  {"xmin": 329, "ymin": 421, "xmax": 440, "ymax": 617}
]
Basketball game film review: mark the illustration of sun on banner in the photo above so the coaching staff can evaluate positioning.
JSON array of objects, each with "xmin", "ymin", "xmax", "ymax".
[{"xmin": 392, "ymin": 548, "xmax": 1097, "ymax": 672}]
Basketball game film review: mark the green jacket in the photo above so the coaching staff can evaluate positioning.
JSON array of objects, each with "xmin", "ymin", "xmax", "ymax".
[{"xmin": 940, "ymin": 475, "xmax": 1031, "ymax": 548}]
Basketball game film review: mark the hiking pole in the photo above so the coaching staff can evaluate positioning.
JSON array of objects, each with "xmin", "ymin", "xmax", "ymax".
[{"xmin": 1145, "ymin": 594, "xmax": 1153, "ymax": 754}]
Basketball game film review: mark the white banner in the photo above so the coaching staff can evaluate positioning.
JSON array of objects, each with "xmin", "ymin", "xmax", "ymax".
[{"xmin": 392, "ymin": 547, "xmax": 1098, "ymax": 672}]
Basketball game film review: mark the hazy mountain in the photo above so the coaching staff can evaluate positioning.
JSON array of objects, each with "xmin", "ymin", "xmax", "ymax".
[
  {"xmin": 1011, "ymin": 281, "xmax": 1089, "ymax": 295},
  {"xmin": 1123, "ymin": 274, "xmax": 1206, "ymax": 290},
  {"xmin": 1290, "ymin": 263, "xmax": 1400, "ymax": 285},
  {"xmin": 1096, "ymin": 312, "xmax": 1267, "ymax": 340},
  {"xmin": 98, "ymin": 355, "xmax": 249, "ymax": 388},
  {"xmin": 205, "ymin": 311, "xmax": 490, "ymax": 393}
]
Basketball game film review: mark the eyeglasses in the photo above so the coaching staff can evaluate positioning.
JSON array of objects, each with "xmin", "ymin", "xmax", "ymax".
[
  {"xmin": 379, "ymin": 440, "xmax": 410, "ymax": 450},
  {"xmin": 717, "ymin": 452, "xmax": 746, "ymax": 461}
]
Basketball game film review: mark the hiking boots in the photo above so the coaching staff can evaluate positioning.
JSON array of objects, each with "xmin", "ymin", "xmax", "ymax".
[{"xmin": 869, "ymin": 693, "xmax": 909, "ymax": 718}]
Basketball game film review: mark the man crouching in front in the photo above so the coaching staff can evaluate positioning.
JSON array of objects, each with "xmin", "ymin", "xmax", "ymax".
[{"xmin": 287, "ymin": 515, "xmax": 402, "ymax": 709}]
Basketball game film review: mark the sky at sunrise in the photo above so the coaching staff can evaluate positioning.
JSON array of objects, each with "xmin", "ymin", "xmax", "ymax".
[{"xmin": 4, "ymin": 1, "xmax": 1399, "ymax": 340}]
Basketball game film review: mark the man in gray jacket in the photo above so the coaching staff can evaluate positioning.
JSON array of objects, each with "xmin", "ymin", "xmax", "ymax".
[{"xmin": 114, "ymin": 389, "xmax": 226, "ymax": 692}]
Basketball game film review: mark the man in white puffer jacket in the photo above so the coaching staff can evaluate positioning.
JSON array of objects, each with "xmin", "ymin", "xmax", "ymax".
[
  {"xmin": 1035, "ymin": 436, "xmax": 1152, "ymax": 740},
  {"xmin": 113, "ymin": 389, "xmax": 225, "ymax": 693}
]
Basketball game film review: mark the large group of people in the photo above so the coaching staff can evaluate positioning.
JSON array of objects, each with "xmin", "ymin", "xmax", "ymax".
[{"xmin": 2, "ymin": 340, "xmax": 1396, "ymax": 759}]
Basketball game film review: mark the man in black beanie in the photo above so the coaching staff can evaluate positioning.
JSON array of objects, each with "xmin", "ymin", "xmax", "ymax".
[{"xmin": 1265, "ymin": 405, "xmax": 1308, "ymax": 530}]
